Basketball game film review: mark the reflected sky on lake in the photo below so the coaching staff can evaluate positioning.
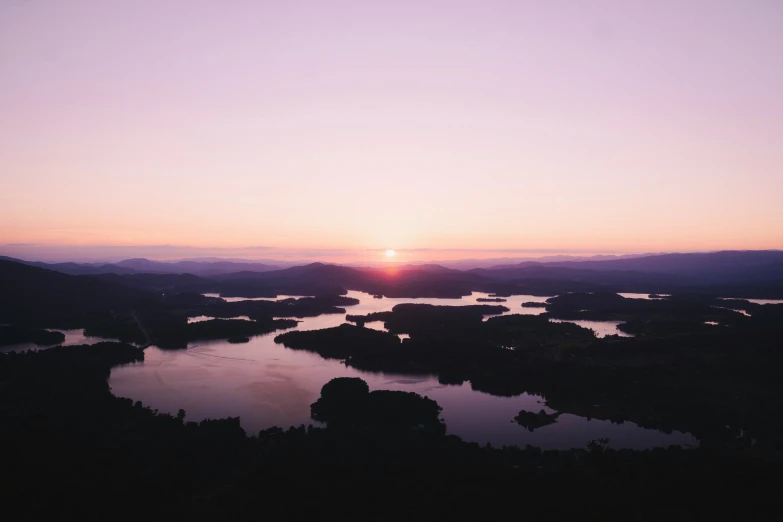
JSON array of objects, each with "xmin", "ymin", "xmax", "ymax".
[
  {"xmin": 109, "ymin": 291, "xmax": 692, "ymax": 450},
  {"xmin": 0, "ymin": 328, "xmax": 106, "ymax": 353},
  {"xmin": 720, "ymin": 298, "xmax": 783, "ymax": 305}
]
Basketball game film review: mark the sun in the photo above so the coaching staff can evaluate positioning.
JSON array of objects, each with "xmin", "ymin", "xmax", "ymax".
[{"xmin": 385, "ymin": 249, "xmax": 396, "ymax": 258}]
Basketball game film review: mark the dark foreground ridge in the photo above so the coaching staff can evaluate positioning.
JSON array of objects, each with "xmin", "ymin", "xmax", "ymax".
[{"xmin": 1, "ymin": 345, "xmax": 779, "ymax": 520}]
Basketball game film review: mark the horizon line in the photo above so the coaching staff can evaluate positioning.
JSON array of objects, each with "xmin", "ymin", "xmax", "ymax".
[{"xmin": 3, "ymin": 247, "xmax": 782, "ymax": 267}]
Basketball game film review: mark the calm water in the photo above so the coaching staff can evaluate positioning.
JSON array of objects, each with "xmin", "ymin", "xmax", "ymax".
[
  {"xmin": 714, "ymin": 306, "xmax": 751, "ymax": 317},
  {"xmin": 203, "ymin": 293, "xmax": 305, "ymax": 303},
  {"xmin": 549, "ymin": 318, "xmax": 632, "ymax": 338},
  {"xmin": 187, "ymin": 315, "xmax": 252, "ymax": 323},
  {"xmin": 720, "ymin": 298, "xmax": 783, "ymax": 305},
  {"xmin": 0, "ymin": 328, "xmax": 106, "ymax": 353},
  {"xmin": 618, "ymin": 293, "xmax": 667, "ymax": 300},
  {"xmin": 108, "ymin": 291, "xmax": 695, "ymax": 449}
]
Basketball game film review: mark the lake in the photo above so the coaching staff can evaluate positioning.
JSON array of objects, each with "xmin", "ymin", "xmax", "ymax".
[
  {"xmin": 0, "ymin": 328, "xmax": 106, "ymax": 353},
  {"xmin": 108, "ymin": 290, "xmax": 696, "ymax": 450},
  {"xmin": 720, "ymin": 297, "xmax": 783, "ymax": 305}
]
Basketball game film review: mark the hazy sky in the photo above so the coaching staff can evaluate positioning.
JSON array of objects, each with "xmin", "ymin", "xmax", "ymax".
[{"xmin": 1, "ymin": 0, "xmax": 781, "ymax": 262}]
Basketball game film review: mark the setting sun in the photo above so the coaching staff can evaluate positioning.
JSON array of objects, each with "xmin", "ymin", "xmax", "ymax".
[{"xmin": 385, "ymin": 249, "xmax": 396, "ymax": 258}]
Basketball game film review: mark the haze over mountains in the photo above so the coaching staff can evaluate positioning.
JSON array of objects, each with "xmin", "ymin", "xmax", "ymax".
[
  {"xmin": 0, "ymin": 252, "xmax": 644, "ymax": 274},
  {"xmin": 3, "ymin": 250, "xmax": 783, "ymax": 300},
  {"xmin": 6, "ymin": 250, "xmax": 780, "ymax": 274},
  {"xmin": 0, "ymin": 256, "xmax": 281, "ymax": 277}
]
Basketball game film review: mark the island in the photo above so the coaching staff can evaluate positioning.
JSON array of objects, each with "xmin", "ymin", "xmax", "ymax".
[{"xmin": 514, "ymin": 409, "xmax": 561, "ymax": 431}]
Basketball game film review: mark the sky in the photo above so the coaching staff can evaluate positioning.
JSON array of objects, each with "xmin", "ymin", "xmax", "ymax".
[{"xmin": 1, "ymin": 0, "xmax": 782, "ymax": 263}]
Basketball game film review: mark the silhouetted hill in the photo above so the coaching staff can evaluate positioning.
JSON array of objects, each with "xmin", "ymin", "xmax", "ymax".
[
  {"xmin": 116, "ymin": 257, "xmax": 279, "ymax": 275},
  {"xmin": 0, "ymin": 256, "xmax": 279, "ymax": 277},
  {"xmin": 517, "ymin": 251, "xmax": 783, "ymax": 284},
  {"xmin": 0, "ymin": 260, "xmax": 151, "ymax": 328},
  {"xmin": 214, "ymin": 263, "xmax": 486, "ymax": 298},
  {"xmin": 0, "ymin": 256, "xmax": 137, "ymax": 275},
  {"xmin": 204, "ymin": 255, "xmax": 783, "ymax": 299},
  {"xmin": 473, "ymin": 265, "xmax": 687, "ymax": 288},
  {"xmin": 397, "ymin": 263, "xmax": 459, "ymax": 273},
  {"xmin": 215, "ymin": 262, "xmax": 364, "ymax": 281},
  {"xmin": 6, "ymin": 251, "xmax": 783, "ymax": 301},
  {"xmin": 93, "ymin": 272, "xmax": 215, "ymax": 293}
]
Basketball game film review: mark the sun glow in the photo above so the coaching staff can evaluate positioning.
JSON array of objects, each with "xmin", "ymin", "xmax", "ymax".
[{"xmin": 385, "ymin": 249, "xmax": 396, "ymax": 258}]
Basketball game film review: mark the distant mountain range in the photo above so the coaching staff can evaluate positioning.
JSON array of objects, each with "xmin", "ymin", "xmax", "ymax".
[
  {"xmin": 2, "ymin": 250, "xmax": 783, "ymax": 301},
  {"xmin": 478, "ymin": 250, "xmax": 783, "ymax": 284},
  {"xmin": 0, "ymin": 256, "xmax": 279, "ymax": 277},
  {"xmin": 114, "ymin": 258, "xmax": 280, "ymax": 276},
  {"xmin": 2, "ymin": 250, "xmax": 782, "ymax": 298},
  {"xmin": 434, "ymin": 253, "xmax": 647, "ymax": 270}
]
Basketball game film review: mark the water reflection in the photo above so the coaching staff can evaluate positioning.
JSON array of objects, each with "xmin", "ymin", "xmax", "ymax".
[
  {"xmin": 714, "ymin": 306, "xmax": 750, "ymax": 317},
  {"xmin": 203, "ymin": 293, "xmax": 306, "ymax": 303},
  {"xmin": 480, "ymin": 293, "xmax": 550, "ymax": 318},
  {"xmin": 720, "ymin": 298, "xmax": 783, "ymax": 305},
  {"xmin": 618, "ymin": 293, "xmax": 666, "ymax": 300},
  {"xmin": 0, "ymin": 329, "xmax": 106, "ymax": 353},
  {"xmin": 109, "ymin": 291, "xmax": 691, "ymax": 449},
  {"xmin": 187, "ymin": 315, "xmax": 252, "ymax": 323},
  {"xmin": 549, "ymin": 318, "xmax": 632, "ymax": 338}
]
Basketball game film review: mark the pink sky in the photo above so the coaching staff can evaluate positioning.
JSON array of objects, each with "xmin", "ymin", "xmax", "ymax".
[{"xmin": 1, "ymin": 1, "xmax": 782, "ymax": 263}]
